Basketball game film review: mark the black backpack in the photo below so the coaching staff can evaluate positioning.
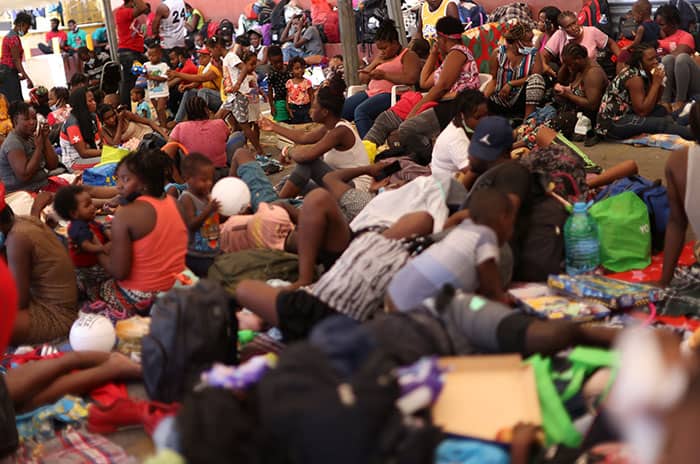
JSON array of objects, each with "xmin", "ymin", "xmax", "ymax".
[
  {"xmin": 513, "ymin": 195, "xmax": 568, "ymax": 282},
  {"xmin": 257, "ymin": 332, "xmax": 442, "ymax": 464},
  {"xmin": 142, "ymin": 280, "xmax": 237, "ymax": 403},
  {"xmin": 356, "ymin": 0, "xmax": 389, "ymax": 44}
]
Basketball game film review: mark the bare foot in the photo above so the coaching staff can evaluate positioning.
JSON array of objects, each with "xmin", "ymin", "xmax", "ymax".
[{"xmin": 106, "ymin": 352, "xmax": 142, "ymax": 379}]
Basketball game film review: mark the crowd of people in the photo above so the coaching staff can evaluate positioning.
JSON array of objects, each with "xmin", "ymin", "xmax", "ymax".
[{"xmin": 2, "ymin": 0, "xmax": 700, "ymax": 461}]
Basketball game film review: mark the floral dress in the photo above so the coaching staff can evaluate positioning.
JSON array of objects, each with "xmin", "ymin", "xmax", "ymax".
[
  {"xmin": 596, "ymin": 67, "xmax": 645, "ymax": 136},
  {"xmin": 433, "ymin": 44, "xmax": 480, "ymax": 94}
]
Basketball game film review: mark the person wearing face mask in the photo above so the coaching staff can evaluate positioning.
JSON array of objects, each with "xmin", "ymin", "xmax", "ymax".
[
  {"xmin": 0, "ymin": 13, "xmax": 34, "ymax": 104},
  {"xmin": 541, "ymin": 10, "xmax": 620, "ymax": 79},
  {"xmin": 483, "ymin": 22, "xmax": 545, "ymax": 120}
]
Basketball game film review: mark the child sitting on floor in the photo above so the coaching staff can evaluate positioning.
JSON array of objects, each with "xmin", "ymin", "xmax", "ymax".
[
  {"xmin": 387, "ymin": 188, "xmax": 516, "ymax": 310},
  {"xmin": 130, "ymin": 87, "xmax": 153, "ymax": 120},
  {"xmin": 177, "ymin": 153, "xmax": 221, "ymax": 277},
  {"xmin": 144, "ymin": 45, "xmax": 170, "ymax": 128},
  {"xmin": 323, "ymin": 54, "xmax": 344, "ymax": 84},
  {"xmin": 626, "ymin": 0, "xmax": 660, "ymax": 49},
  {"xmin": 286, "ymin": 56, "xmax": 314, "ymax": 124},
  {"xmin": 53, "ymin": 185, "xmax": 111, "ymax": 300}
]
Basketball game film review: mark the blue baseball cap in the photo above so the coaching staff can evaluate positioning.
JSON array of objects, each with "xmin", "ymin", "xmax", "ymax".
[{"xmin": 468, "ymin": 116, "xmax": 514, "ymax": 161}]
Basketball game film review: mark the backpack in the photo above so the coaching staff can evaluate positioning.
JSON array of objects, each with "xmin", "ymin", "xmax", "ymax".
[
  {"xmin": 270, "ymin": 0, "xmax": 291, "ymax": 42},
  {"xmin": 257, "ymin": 329, "xmax": 442, "ymax": 464},
  {"xmin": 207, "ymin": 249, "xmax": 301, "ymax": 296},
  {"xmin": 519, "ymin": 144, "xmax": 590, "ymax": 203},
  {"xmin": 577, "ymin": 0, "xmax": 612, "ymax": 36},
  {"xmin": 513, "ymin": 195, "xmax": 568, "ymax": 282},
  {"xmin": 594, "ymin": 175, "xmax": 670, "ymax": 252},
  {"xmin": 356, "ymin": 0, "xmax": 389, "ymax": 44},
  {"xmin": 459, "ymin": 1, "xmax": 488, "ymax": 29},
  {"xmin": 137, "ymin": 132, "xmax": 167, "ymax": 152},
  {"xmin": 141, "ymin": 280, "xmax": 237, "ymax": 403}
]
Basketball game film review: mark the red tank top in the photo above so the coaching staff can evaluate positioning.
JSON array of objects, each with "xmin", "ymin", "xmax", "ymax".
[{"xmin": 118, "ymin": 195, "xmax": 188, "ymax": 292}]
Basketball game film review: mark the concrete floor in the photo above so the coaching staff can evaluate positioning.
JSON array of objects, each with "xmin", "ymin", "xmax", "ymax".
[{"xmin": 108, "ymin": 138, "xmax": 674, "ymax": 461}]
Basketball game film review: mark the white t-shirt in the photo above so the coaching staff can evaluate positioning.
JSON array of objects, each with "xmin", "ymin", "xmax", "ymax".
[
  {"xmin": 350, "ymin": 175, "xmax": 450, "ymax": 234},
  {"xmin": 222, "ymin": 52, "xmax": 252, "ymax": 95},
  {"xmin": 431, "ymin": 122, "xmax": 470, "ymax": 178},
  {"xmin": 388, "ymin": 219, "xmax": 500, "ymax": 311},
  {"xmin": 144, "ymin": 62, "xmax": 170, "ymax": 98},
  {"xmin": 160, "ymin": 0, "xmax": 187, "ymax": 49}
]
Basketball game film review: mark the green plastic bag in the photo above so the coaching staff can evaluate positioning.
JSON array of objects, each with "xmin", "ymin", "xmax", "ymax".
[
  {"xmin": 526, "ymin": 347, "xmax": 618, "ymax": 447},
  {"xmin": 589, "ymin": 191, "xmax": 651, "ymax": 272}
]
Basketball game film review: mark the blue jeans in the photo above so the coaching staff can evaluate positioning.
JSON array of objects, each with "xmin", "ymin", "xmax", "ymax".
[
  {"xmin": 341, "ymin": 91, "xmax": 392, "ymax": 138},
  {"xmin": 283, "ymin": 45, "xmax": 306, "ymax": 62},
  {"xmin": 606, "ymin": 109, "xmax": 692, "ymax": 141},
  {"xmin": 175, "ymin": 88, "xmax": 222, "ymax": 122}
]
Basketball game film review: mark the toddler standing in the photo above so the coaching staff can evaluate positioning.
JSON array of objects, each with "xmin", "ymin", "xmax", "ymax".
[
  {"xmin": 177, "ymin": 153, "xmax": 222, "ymax": 277},
  {"xmin": 144, "ymin": 45, "xmax": 170, "ymax": 128},
  {"xmin": 286, "ymin": 56, "xmax": 314, "ymax": 124}
]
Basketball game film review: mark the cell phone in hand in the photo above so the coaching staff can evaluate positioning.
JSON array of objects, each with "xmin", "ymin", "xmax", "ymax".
[{"xmin": 375, "ymin": 160, "xmax": 402, "ymax": 181}]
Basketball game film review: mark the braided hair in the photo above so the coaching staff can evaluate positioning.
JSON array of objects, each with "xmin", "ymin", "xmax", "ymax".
[
  {"xmin": 185, "ymin": 95, "xmax": 209, "ymax": 121},
  {"xmin": 116, "ymin": 149, "xmax": 173, "ymax": 197}
]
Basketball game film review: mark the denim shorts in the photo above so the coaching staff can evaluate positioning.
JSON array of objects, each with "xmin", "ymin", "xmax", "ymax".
[{"xmin": 237, "ymin": 161, "xmax": 278, "ymax": 213}]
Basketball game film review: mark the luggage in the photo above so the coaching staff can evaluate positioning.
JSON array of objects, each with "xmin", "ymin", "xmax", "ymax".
[{"xmin": 142, "ymin": 280, "xmax": 237, "ymax": 403}]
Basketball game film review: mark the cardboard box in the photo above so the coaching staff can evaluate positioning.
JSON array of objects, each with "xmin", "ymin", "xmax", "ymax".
[{"xmin": 432, "ymin": 355, "xmax": 541, "ymax": 442}]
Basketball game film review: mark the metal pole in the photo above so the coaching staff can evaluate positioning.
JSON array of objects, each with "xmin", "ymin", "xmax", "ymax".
[
  {"xmin": 386, "ymin": 0, "xmax": 408, "ymax": 47},
  {"xmin": 337, "ymin": 0, "xmax": 360, "ymax": 86},
  {"xmin": 100, "ymin": 0, "xmax": 119, "ymax": 62}
]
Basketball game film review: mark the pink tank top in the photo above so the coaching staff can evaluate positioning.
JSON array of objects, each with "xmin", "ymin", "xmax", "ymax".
[
  {"xmin": 367, "ymin": 48, "xmax": 409, "ymax": 97},
  {"xmin": 118, "ymin": 195, "xmax": 188, "ymax": 292}
]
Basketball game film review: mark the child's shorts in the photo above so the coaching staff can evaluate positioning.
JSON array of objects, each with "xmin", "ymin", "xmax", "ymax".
[
  {"xmin": 221, "ymin": 92, "xmax": 249, "ymax": 123},
  {"xmin": 289, "ymin": 103, "xmax": 311, "ymax": 124},
  {"xmin": 273, "ymin": 100, "xmax": 290, "ymax": 122}
]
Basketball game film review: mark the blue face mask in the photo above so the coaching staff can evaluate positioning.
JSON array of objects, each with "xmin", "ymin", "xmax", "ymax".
[
  {"xmin": 518, "ymin": 42, "xmax": 535, "ymax": 55},
  {"xmin": 0, "ymin": 231, "xmax": 5, "ymax": 249}
]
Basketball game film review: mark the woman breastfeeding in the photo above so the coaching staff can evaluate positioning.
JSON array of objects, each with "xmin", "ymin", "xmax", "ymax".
[{"xmin": 98, "ymin": 149, "xmax": 188, "ymax": 319}]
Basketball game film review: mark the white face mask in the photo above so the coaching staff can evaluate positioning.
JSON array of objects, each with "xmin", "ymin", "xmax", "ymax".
[{"xmin": 607, "ymin": 327, "xmax": 690, "ymax": 464}]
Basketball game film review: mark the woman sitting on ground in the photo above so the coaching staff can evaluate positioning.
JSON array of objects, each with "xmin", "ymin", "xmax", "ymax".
[
  {"xmin": 657, "ymin": 5, "xmax": 699, "ymax": 112},
  {"xmin": 259, "ymin": 77, "xmax": 371, "ymax": 198},
  {"xmin": 554, "ymin": 43, "xmax": 608, "ymax": 142},
  {"xmin": 662, "ymin": 103, "xmax": 700, "ymax": 286},
  {"xmin": 341, "ymin": 19, "xmax": 421, "ymax": 139},
  {"xmin": 59, "ymin": 87, "xmax": 103, "ymax": 170},
  {"xmin": 170, "ymin": 96, "xmax": 230, "ymax": 177},
  {"xmin": 399, "ymin": 16, "xmax": 481, "ymax": 165},
  {"xmin": 97, "ymin": 104, "xmax": 165, "ymax": 147},
  {"xmin": 0, "ymin": 102, "xmax": 60, "ymax": 193},
  {"xmin": 534, "ymin": 6, "xmax": 561, "ymax": 52},
  {"xmin": 483, "ymin": 22, "xmax": 545, "ymax": 120},
  {"xmin": 596, "ymin": 43, "xmax": 691, "ymax": 140},
  {"xmin": 97, "ymin": 149, "xmax": 188, "ymax": 319},
  {"xmin": 0, "ymin": 187, "xmax": 78, "ymax": 344}
]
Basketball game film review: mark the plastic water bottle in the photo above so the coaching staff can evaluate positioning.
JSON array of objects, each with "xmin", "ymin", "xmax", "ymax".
[
  {"xmin": 564, "ymin": 202, "xmax": 600, "ymax": 275},
  {"xmin": 599, "ymin": 14, "xmax": 608, "ymax": 25}
]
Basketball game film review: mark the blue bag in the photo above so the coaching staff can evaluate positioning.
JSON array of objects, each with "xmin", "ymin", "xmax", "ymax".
[
  {"xmin": 82, "ymin": 162, "xmax": 117, "ymax": 187},
  {"xmin": 595, "ymin": 175, "xmax": 669, "ymax": 252},
  {"xmin": 459, "ymin": 2, "xmax": 488, "ymax": 29}
]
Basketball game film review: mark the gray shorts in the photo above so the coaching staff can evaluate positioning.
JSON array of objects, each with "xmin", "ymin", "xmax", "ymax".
[{"xmin": 338, "ymin": 188, "xmax": 375, "ymax": 223}]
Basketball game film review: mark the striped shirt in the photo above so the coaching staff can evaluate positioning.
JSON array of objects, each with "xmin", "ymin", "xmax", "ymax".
[{"xmin": 309, "ymin": 232, "xmax": 413, "ymax": 322}]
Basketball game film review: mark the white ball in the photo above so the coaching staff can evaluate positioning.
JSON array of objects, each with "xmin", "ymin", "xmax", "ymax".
[
  {"xmin": 211, "ymin": 177, "xmax": 251, "ymax": 216},
  {"xmin": 70, "ymin": 314, "xmax": 116, "ymax": 352}
]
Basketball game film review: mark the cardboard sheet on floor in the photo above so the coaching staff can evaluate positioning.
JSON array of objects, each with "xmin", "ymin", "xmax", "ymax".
[{"xmin": 432, "ymin": 355, "xmax": 541, "ymax": 442}]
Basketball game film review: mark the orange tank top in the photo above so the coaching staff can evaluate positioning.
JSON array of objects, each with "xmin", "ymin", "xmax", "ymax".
[
  {"xmin": 367, "ymin": 48, "xmax": 409, "ymax": 97},
  {"xmin": 118, "ymin": 195, "xmax": 188, "ymax": 292}
]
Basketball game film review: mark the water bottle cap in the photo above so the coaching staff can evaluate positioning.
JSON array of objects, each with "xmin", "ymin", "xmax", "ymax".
[{"xmin": 573, "ymin": 202, "xmax": 588, "ymax": 213}]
